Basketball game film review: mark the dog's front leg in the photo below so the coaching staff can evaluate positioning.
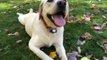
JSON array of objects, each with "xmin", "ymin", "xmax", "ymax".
[
  {"xmin": 29, "ymin": 38, "xmax": 53, "ymax": 60},
  {"xmin": 54, "ymin": 44, "xmax": 68, "ymax": 60}
]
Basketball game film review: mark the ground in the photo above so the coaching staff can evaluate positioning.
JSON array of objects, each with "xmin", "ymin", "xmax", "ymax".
[{"xmin": 0, "ymin": 0, "xmax": 107, "ymax": 60}]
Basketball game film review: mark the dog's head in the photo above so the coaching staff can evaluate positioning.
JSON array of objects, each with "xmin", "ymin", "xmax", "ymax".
[{"xmin": 39, "ymin": 0, "xmax": 69, "ymax": 27}]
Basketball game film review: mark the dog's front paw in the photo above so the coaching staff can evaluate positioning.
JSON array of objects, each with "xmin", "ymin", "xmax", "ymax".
[
  {"xmin": 60, "ymin": 56, "xmax": 68, "ymax": 60},
  {"xmin": 43, "ymin": 58, "xmax": 54, "ymax": 60}
]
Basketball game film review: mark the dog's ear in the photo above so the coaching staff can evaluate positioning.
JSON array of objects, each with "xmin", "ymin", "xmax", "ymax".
[{"xmin": 39, "ymin": 3, "xmax": 43, "ymax": 19}]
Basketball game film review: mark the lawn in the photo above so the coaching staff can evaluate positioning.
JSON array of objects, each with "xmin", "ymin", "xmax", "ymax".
[{"xmin": 0, "ymin": 0, "xmax": 107, "ymax": 60}]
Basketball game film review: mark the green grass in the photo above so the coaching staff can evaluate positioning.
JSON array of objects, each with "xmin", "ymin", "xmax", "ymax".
[{"xmin": 0, "ymin": 0, "xmax": 107, "ymax": 60}]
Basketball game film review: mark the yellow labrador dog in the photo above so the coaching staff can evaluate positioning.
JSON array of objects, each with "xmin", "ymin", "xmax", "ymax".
[{"xmin": 17, "ymin": 0, "xmax": 69, "ymax": 60}]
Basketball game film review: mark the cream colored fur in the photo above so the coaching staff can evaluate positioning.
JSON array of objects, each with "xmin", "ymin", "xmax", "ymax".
[{"xmin": 17, "ymin": 0, "xmax": 69, "ymax": 60}]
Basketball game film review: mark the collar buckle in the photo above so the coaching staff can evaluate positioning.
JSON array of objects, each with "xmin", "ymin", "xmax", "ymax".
[{"xmin": 49, "ymin": 28, "xmax": 57, "ymax": 33}]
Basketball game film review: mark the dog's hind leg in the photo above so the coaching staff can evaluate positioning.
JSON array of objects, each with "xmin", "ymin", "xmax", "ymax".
[{"xmin": 28, "ymin": 38, "xmax": 53, "ymax": 60}]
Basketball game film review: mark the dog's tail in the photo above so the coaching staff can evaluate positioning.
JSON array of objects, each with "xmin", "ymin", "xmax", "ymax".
[
  {"xmin": 17, "ymin": 9, "xmax": 34, "ymax": 25},
  {"xmin": 17, "ymin": 13, "xmax": 25, "ymax": 25}
]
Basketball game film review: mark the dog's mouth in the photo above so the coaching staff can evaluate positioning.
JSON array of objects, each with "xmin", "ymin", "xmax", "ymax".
[{"xmin": 47, "ymin": 11, "xmax": 66, "ymax": 27}]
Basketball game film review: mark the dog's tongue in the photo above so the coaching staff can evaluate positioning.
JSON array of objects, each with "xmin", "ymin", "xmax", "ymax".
[{"xmin": 53, "ymin": 15, "xmax": 65, "ymax": 27}]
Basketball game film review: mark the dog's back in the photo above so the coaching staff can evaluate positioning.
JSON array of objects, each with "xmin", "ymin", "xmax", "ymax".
[
  {"xmin": 17, "ymin": 9, "xmax": 38, "ymax": 26},
  {"xmin": 17, "ymin": 9, "xmax": 39, "ymax": 36}
]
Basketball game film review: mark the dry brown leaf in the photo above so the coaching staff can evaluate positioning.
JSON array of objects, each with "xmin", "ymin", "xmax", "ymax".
[
  {"xmin": 16, "ymin": 40, "xmax": 23, "ymax": 44},
  {"xmin": 8, "ymin": 32, "xmax": 19, "ymax": 36}
]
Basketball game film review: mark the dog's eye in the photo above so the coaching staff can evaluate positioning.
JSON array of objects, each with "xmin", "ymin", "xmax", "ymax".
[{"xmin": 47, "ymin": 0, "xmax": 53, "ymax": 2}]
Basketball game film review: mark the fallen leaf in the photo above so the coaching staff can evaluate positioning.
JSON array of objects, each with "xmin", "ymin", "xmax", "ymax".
[
  {"xmin": 8, "ymin": 32, "xmax": 19, "ymax": 36},
  {"xmin": 4, "ymin": 29, "xmax": 11, "ymax": 33},
  {"xmin": 77, "ymin": 32, "xmax": 92, "ymax": 45},
  {"xmin": 49, "ymin": 51, "xmax": 57, "ymax": 59},
  {"xmin": 94, "ymin": 58, "xmax": 99, "ymax": 60},
  {"xmin": 81, "ymin": 32, "xmax": 92, "ymax": 39},
  {"xmin": 8, "ymin": 33, "xmax": 13, "ymax": 36},
  {"xmin": 102, "ymin": 15, "xmax": 107, "ymax": 19},
  {"xmin": 82, "ymin": 13, "xmax": 92, "ymax": 22},
  {"xmin": 14, "ymin": 32, "xmax": 19, "ymax": 36},
  {"xmin": 67, "ymin": 54, "xmax": 77, "ymax": 60},
  {"xmin": 67, "ymin": 51, "xmax": 82, "ymax": 60},
  {"xmin": 87, "ymin": 54, "xmax": 93, "ymax": 59},
  {"xmin": 102, "ymin": 22, "xmax": 107, "ymax": 30},
  {"xmin": 97, "ymin": 40, "xmax": 107, "ymax": 54},
  {"xmin": 103, "ymin": 56, "xmax": 107, "ymax": 60},
  {"xmin": 13, "ymin": 5, "xmax": 20, "ymax": 10},
  {"xmin": 77, "ymin": 39, "xmax": 86, "ymax": 45},
  {"xmin": 16, "ymin": 40, "xmax": 23, "ymax": 44},
  {"xmin": 102, "ymin": 40, "xmax": 107, "ymax": 53},
  {"xmin": 81, "ymin": 57, "xmax": 90, "ymax": 60},
  {"xmin": 77, "ymin": 46, "xmax": 81, "ymax": 53},
  {"xmin": 67, "ymin": 16, "xmax": 77, "ymax": 23},
  {"xmin": 93, "ymin": 24, "xmax": 102, "ymax": 31}
]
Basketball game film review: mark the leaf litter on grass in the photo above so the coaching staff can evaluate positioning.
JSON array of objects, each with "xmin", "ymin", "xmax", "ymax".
[{"xmin": 0, "ymin": 0, "xmax": 107, "ymax": 60}]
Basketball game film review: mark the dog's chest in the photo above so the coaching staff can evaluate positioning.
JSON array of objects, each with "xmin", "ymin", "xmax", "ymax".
[
  {"xmin": 37, "ymin": 28, "xmax": 62, "ymax": 47},
  {"xmin": 35, "ymin": 24, "xmax": 64, "ymax": 47},
  {"xmin": 42, "ymin": 33, "xmax": 57, "ymax": 46}
]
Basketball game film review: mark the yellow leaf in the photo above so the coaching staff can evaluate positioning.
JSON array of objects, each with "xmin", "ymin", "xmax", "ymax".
[{"xmin": 49, "ymin": 51, "xmax": 57, "ymax": 58}]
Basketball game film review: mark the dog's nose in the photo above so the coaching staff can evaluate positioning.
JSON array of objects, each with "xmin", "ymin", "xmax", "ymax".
[{"xmin": 57, "ymin": 1, "xmax": 66, "ymax": 9}]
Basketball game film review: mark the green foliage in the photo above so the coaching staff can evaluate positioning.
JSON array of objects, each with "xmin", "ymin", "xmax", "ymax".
[{"xmin": 0, "ymin": 0, "xmax": 107, "ymax": 60}]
